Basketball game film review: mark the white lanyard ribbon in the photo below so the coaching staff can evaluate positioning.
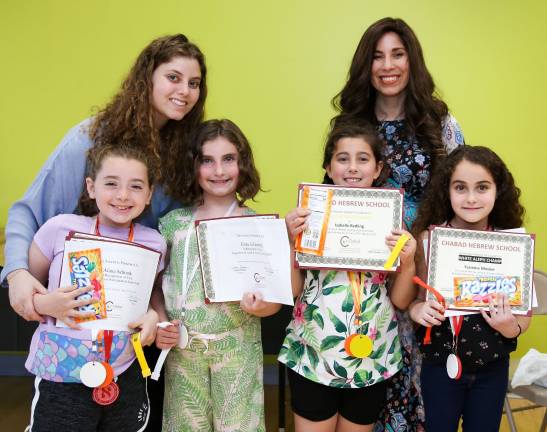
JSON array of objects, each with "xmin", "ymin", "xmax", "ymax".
[{"xmin": 176, "ymin": 200, "xmax": 238, "ymax": 312}]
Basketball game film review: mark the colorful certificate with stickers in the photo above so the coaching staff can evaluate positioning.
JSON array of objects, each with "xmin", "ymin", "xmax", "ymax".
[
  {"xmin": 57, "ymin": 232, "xmax": 162, "ymax": 330},
  {"xmin": 294, "ymin": 183, "xmax": 404, "ymax": 272},
  {"xmin": 195, "ymin": 215, "xmax": 294, "ymax": 305},
  {"xmin": 426, "ymin": 226, "xmax": 535, "ymax": 315}
]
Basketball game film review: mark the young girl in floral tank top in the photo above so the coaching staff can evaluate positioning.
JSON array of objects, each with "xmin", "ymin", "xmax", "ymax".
[{"xmin": 279, "ymin": 122, "xmax": 418, "ymax": 432}]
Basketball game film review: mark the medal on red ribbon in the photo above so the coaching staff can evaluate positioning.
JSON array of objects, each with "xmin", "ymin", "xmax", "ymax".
[
  {"xmin": 93, "ymin": 381, "xmax": 120, "ymax": 405},
  {"xmin": 344, "ymin": 272, "xmax": 373, "ymax": 359},
  {"xmin": 446, "ymin": 316, "xmax": 464, "ymax": 380}
]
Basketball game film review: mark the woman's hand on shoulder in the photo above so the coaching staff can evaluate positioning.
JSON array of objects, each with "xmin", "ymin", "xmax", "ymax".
[
  {"xmin": 240, "ymin": 291, "xmax": 281, "ymax": 317},
  {"xmin": 285, "ymin": 207, "xmax": 311, "ymax": 243},
  {"xmin": 480, "ymin": 293, "xmax": 520, "ymax": 338},
  {"xmin": 409, "ymin": 299, "xmax": 445, "ymax": 327},
  {"xmin": 155, "ymin": 319, "xmax": 181, "ymax": 349},
  {"xmin": 385, "ymin": 229, "xmax": 417, "ymax": 269}
]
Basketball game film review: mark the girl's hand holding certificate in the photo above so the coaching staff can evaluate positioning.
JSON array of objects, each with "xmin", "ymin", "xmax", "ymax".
[
  {"xmin": 385, "ymin": 229, "xmax": 417, "ymax": 268},
  {"xmin": 285, "ymin": 208, "xmax": 311, "ymax": 243},
  {"xmin": 128, "ymin": 308, "xmax": 159, "ymax": 346},
  {"xmin": 33, "ymin": 285, "xmax": 98, "ymax": 329},
  {"xmin": 480, "ymin": 293, "xmax": 521, "ymax": 338}
]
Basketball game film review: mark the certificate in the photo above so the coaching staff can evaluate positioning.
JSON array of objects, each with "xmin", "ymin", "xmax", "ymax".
[
  {"xmin": 57, "ymin": 232, "xmax": 162, "ymax": 331},
  {"xmin": 196, "ymin": 216, "xmax": 294, "ymax": 305},
  {"xmin": 295, "ymin": 183, "xmax": 404, "ymax": 272},
  {"xmin": 426, "ymin": 226, "xmax": 535, "ymax": 315}
]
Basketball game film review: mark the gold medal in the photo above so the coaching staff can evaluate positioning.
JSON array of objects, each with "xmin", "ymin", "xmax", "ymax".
[{"xmin": 344, "ymin": 334, "xmax": 373, "ymax": 358}]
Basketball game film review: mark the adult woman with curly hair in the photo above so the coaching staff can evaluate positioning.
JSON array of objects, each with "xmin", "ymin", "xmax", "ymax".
[
  {"xmin": 2, "ymin": 33, "xmax": 207, "ymax": 430},
  {"xmin": 331, "ymin": 17, "xmax": 465, "ymax": 431}
]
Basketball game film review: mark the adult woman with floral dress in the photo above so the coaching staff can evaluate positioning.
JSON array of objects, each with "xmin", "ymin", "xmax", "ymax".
[{"xmin": 331, "ymin": 17, "xmax": 464, "ymax": 431}]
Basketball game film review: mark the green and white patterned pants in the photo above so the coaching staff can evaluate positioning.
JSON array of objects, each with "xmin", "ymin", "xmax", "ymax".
[{"xmin": 162, "ymin": 335, "xmax": 265, "ymax": 432}]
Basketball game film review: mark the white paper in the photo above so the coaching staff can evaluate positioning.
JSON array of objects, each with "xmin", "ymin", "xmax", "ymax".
[
  {"xmin": 197, "ymin": 217, "xmax": 293, "ymax": 305},
  {"xmin": 57, "ymin": 236, "xmax": 161, "ymax": 331}
]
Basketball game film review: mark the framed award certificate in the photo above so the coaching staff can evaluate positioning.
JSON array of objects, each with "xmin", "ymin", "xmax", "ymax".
[
  {"xmin": 426, "ymin": 226, "xmax": 535, "ymax": 315},
  {"xmin": 196, "ymin": 215, "xmax": 294, "ymax": 305},
  {"xmin": 294, "ymin": 183, "xmax": 404, "ymax": 272},
  {"xmin": 57, "ymin": 232, "xmax": 162, "ymax": 331}
]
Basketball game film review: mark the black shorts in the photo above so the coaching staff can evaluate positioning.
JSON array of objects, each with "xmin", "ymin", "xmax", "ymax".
[
  {"xmin": 29, "ymin": 361, "xmax": 149, "ymax": 432},
  {"xmin": 287, "ymin": 367, "xmax": 388, "ymax": 425}
]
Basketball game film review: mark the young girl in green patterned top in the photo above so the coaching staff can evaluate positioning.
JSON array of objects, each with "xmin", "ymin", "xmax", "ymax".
[
  {"xmin": 152, "ymin": 119, "xmax": 281, "ymax": 432},
  {"xmin": 279, "ymin": 122, "xmax": 417, "ymax": 432}
]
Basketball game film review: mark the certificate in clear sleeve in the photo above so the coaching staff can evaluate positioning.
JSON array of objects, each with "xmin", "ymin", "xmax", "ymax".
[
  {"xmin": 295, "ymin": 183, "xmax": 404, "ymax": 272},
  {"xmin": 426, "ymin": 226, "xmax": 535, "ymax": 315},
  {"xmin": 196, "ymin": 215, "xmax": 294, "ymax": 305},
  {"xmin": 57, "ymin": 232, "xmax": 162, "ymax": 330}
]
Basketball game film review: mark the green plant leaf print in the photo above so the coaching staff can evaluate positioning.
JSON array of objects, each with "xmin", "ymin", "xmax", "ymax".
[
  {"xmin": 322, "ymin": 284, "xmax": 346, "ymax": 296},
  {"xmin": 373, "ymin": 361, "xmax": 388, "ymax": 376},
  {"xmin": 312, "ymin": 309, "xmax": 324, "ymax": 329},
  {"xmin": 289, "ymin": 340, "xmax": 305, "ymax": 362},
  {"xmin": 361, "ymin": 303, "xmax": 381, "ymax": 322},
  {"xmin": 330, "ymin": 377, "xmax": 348, "ymax": 387},
  {"xmin": 306, "ymin": 345, "xmax": 319, "ymax": 369},
  {"xmin": 387, "ymin": 317, "xmax": 398, "ymax": 332},
  {"xmin": 327, "ymin": 308, "xmax": 347, "ymax": 333},
  {"xmin": 341, "ymin": 288, "xmax": 354, "ymax": 312},
  {"xmin": 369, "ymin": 341, "xmax": 386, "ymax": 360},
  {"xmin": 303, "ymin": 304, "xmax": 318, "ymax": 321},
  {"xmin": 333, "ymin": 360, "xmax": 347, "ymax": 379},
  {"xmin": 388, "ymin": 334, "xmax": 400, "ymax": 355},
  {"xmin": 353, "ymin": 369, "xmax": 372, "ymax": 386},
  {"xmin": 320, "ymin": 335, "xmax": 345, "ymax": 351},
  {"xmin": 322, "ymin": 270, "xmax": 338, "ymax": 287}
]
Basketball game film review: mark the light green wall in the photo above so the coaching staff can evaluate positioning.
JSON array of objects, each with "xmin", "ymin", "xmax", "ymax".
[{"xmin": 1, "ymin": 0, "xmax": 546, "ymax": 355}]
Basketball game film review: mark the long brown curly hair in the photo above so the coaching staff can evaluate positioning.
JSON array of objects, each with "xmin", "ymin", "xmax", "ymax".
[
  {"xmin": 89, "ymin": 34, "xmax": 207, "ymax": 198},
  {"xmin": 331, "ymin": 17, "xmax": 449, "ymax": 170},
  {"xmin": 182, "ymin": 119, "xmax": 262, "ymax": 206},
  {"xmin": 413, "ymin": 146, "xmax": 525, "ymax": 235}
]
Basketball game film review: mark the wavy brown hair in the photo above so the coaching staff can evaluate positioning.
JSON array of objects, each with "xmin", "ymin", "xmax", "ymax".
[
  {"xmin": 413, "ymin": 146, "xmax": 525, "ymax": 235},
  {"xmin": 331, "ymin": 17, "xmax": 449, "ymax": 169},
  {"xmin": 182, "ymin": 119, "xmax": 262, "ymax": 206},
  {"xmin": 88, "ymin": 34, "xmax": 207, "ymax": 198},
  {"xmin": 79, "ymin": 143, "xmax": 157, "ymax": 216},
  {"xmin": 322, "ymin": 121, "xmax": 388, "ymax": 186}
]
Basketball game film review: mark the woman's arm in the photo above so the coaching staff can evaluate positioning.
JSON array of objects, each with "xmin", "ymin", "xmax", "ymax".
[{"xmin": 4, "ymin": 121, "xmax": 92, "ymax": 321}]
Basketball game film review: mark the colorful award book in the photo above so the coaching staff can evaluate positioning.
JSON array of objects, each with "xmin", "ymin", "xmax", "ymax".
[
  {"xmin": 425, "ymin": 226, "xmax": 535, "ymax": 315},
  {"xmin": 195, "ymin": 215, "xmax": 294, "ymax": 305},
  {"xmin": 58, "ymin": 231, "xmax": 162, "ymax": 330},
  {"xmin": 294, "ymin": 183, "xmax": 404, "ymax": 272}
]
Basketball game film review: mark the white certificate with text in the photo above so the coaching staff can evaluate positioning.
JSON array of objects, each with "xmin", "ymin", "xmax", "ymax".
[
  {"xmin": 57, "ymin": 233, "xmax": 161, "ymax": 330},
  {"xmin": 196, "ymin": 216, "xmax": 294, "ymax": 305},
  {"xmin": 426, "ymin": 226, "xmax": 535, "ymax": 315},
  {"xmin": 295, "ymin": 184, "xmax": 404, "ymax": 272}
]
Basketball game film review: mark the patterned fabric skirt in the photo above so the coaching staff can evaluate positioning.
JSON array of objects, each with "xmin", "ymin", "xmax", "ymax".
[{"xmin": 374, "ymin": 310, "xmax": 425, "ymax": 432}]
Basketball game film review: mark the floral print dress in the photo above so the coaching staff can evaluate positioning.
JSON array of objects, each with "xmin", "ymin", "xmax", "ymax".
[
  {"xmin": 374, "ymin": 115, "xmax": 464, "ymax": 432},
  {"xmin": 279, "ymin": 269, "xmax": 402, "ymax": 388}
]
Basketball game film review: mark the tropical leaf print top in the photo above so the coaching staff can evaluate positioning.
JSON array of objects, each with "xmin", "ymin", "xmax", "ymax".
[
  {"xmin": 160, "ymin": 207, "xmax": 260, "ymax": 338},
  {"xmin": 279, "ymin": 269, "xmax": 402, "ymax": 388}
]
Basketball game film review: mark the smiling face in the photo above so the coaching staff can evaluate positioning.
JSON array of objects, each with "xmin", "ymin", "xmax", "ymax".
[
  {"xmin": 449, "ymin": 159, "xmax": 497, "ymax": 230},
  {"xmin": 150, "ymin": 56, "xmax": 201, "ymax": 128},
  {"xmin": 326, "ymin": 136, "xmax": 383, "ymax": 188},
  {"xmin": 86, "ymin": 156, "xmax": 152, "ymax": 228},
  {"xmin": 371, "ymin": 31, "xmax": 409, "ymax": 100},
  {"xmin": 198, "ymin": 136, "xmax": 240, "ymax": 201}
]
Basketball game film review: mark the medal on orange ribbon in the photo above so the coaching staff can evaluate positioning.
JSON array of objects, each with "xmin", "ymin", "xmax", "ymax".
[{"xmin": 344, "ymin": 272, "xmax": 374, "ymax": 359}]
